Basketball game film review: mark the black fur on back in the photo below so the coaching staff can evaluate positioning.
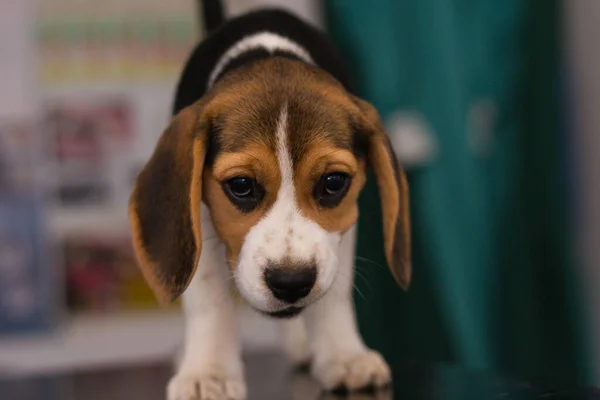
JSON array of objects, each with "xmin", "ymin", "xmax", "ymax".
[
  {"xmin": 199, "ymin": 0, "xmax": 226, "ymax": 34},
  {"xmin": 173, "ymin": 9, "xmax": 353, "ymax": 115}
]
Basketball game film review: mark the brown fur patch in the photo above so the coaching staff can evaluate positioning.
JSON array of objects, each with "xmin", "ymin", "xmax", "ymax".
[
  {"xmin": 294, "ymin": 144, "xmax": 366, "ymax": 233},
  {"xmin": 204, "ymin": 58, "xmax": 410, "ymax": 282},
  {"xmin": 353, "ymin": 97, "xmax": 412, "ymax": 289},
  {"xmin": 200, "ymin": 57, "xmax": 366, "ymax": 261},
  {"xmin": 204, "ymin": 144, "xmax": 282, "ymax": 267},
  {"xmin": 209, "ymin": 57, "xmax": 358, "ymax": 160},
  {"xmin": 211, "ymin": 144, "xmax": 280, "ymax": 183},
  {"xmin": 210, "ymin": 58, "xmax": 369, "ymax": 236},
  {"xmin": 129, "ymin": 105, "xmax": 206, "ymax": 304}
]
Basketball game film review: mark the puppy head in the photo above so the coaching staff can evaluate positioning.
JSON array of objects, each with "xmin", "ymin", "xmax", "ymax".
[{"xmin": 129, "ymin": 59, "xmax": 411, "ymax": 315}]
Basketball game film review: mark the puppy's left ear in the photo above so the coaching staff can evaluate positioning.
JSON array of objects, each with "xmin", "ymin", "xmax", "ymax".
[
  {"xmin": 129, "ymin": 103, "xmax": 209, "ymax": 304},
  {"xmin": 353, "ymin": 97, "xmax": 412, "ymax": 290}
]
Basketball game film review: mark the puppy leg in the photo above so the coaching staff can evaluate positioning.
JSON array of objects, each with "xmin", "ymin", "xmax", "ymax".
[
  {"xmin": 282, "ymin": 316, "xmax": 311, "ymax": 368},
  {"xmin": 304, "ymin": 225, "xmax": 391, "ymax": 391},
  {"xmin": 168, "ymin": 238, "xmax": 246, "ymax": 400}
]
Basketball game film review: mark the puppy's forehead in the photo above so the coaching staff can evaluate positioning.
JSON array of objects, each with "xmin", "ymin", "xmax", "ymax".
[
  {"xmin": 214, "ymin": 97, "xmax": 278, "ymax": 154},
  {"xmin": 211, "ymin": 58, "xmax": 355, "ymax": 162},
  {"xmin": 287, "ymin": 94, "xmax": 354, "ymax": 166}
]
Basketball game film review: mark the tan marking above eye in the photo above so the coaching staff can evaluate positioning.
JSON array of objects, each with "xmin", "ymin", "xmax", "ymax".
[
  {"xmin": 294, "ymin": 143, "xmax": 366, "ymax": 233},
  {"xmin": 212, "ymin": 144, "xmax": 281, "ymax": 185},
  {"xmin": 295, "ymin": 145, "xmax": 358, "ymax": 183},
  {"xmin": 204, "ymin": 143, "xmax": 282, "ymax": 267},
  {"xmin": 303, "ymin": 147, "xmax": 359, "ymax": 182}
]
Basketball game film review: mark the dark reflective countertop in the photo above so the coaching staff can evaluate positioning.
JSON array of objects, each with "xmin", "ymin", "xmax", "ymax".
[{"xmin": 1, "ymin": 352, "xmax": 598, "ymax": 400}]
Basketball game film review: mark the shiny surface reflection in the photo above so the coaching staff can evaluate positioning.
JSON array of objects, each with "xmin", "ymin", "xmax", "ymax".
[{"xmin": 1, "ymin": 352, "xmax": 598, "ymax": 400}]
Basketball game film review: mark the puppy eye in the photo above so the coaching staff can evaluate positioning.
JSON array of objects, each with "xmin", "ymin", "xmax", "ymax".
[
  {"xmin": 223, "ymin": 177, "xmax": 264, "ymax": 212},
  {"xmin": 228, "ymin": 177, "xmax": 253, "ymax": 197},
  {"xmin": 314, "ymin": 172, "xmax": 351, "ymax": 208}
]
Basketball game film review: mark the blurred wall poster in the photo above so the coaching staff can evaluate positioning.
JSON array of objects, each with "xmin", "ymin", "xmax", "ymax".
[
  {"xmin": 36, "ymin": 0, "xmax": 197, "ymax": 84},
  {"xmin": 63, "ymin": 235, "xmax": 159, "ymax": 312},
  {"xmin": 42, "ymin": 98, "xmax": 164, "ymax": 311},
  {"xmin": 44, "ymin": 97, "xmax": 132, "ymax": 209},
  {"xmin": 34, "ymin": 0, "xmax": 198, "ymax": 312}
]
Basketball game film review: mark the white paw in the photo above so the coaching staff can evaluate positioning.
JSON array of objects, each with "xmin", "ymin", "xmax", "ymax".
[
  {"xmin": 282, "ymin": 317, "xmax": 311, "ymax": 368},
  {"xmin": 167, "ymin": 372, "xmax": 247, "ymax": 400},
  {"xmin": 313, "ymin": 350, "xmax": 391, "ymax": 391},
  {"xmin": 284, "ymin": 337, "xmax": 312, "ymax": 367},
  {"xmin": 283, "ymin": 334, "xmax": 311, "ymax": 368}
]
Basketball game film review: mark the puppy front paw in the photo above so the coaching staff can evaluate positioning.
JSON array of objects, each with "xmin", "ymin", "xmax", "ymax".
[
  {"xmin": 313, "ymin": 350, "xmax": 391, "ymax": 392},
  {"xmin": 282, "ymin": 317, "xmax": 312, "ymax": 369},
  {"xmin": 167, "ymin": 371, "xmax": 247, "ymax": 400},
  {"xmin": 284, "ymin": 338, "xmax": 312, "ymax": 369}
]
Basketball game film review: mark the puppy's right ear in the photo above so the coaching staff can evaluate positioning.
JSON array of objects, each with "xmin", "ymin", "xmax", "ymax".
[
  {"xmin": 129, "ymin": 103, "xmax": 209, "ymax": 304},
  {"xmin": 352, "ymin": 96, "xmax": 412, "ymax": 290}
]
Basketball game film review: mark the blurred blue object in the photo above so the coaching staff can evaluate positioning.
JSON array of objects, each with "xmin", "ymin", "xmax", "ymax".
[{"xmin": 0, "ymin": 194, "xmax": 57, "ymax": 335}]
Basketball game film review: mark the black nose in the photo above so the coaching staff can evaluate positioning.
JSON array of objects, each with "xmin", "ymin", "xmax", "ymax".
[{"xmin": 264, "ymin": 266, "xmax": 317, "ymax": 303}]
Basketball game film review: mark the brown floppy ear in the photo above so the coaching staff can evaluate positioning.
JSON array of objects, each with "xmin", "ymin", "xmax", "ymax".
[
  {"xmin": 129, "ymin": 103, "xmax": 208, "ymax": 304},
  {"xmin": 354, "ymin": 97, "xmax": 412, "ymax": 290}
]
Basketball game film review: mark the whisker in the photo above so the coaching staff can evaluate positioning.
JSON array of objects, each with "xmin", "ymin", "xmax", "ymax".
[
  {"xmin": 353, "ymin": 284, "xmax": 366, "ymax": 301},
  {"xmin": 336, "ymin": 269, "xmax": 368, "ymax": 301},
  {"xmin": 355, "ymin": 255, "xmax": 386, "ymax": 270},
  {"xmin": 353, "ymin": 267, "xmax": 373, "ymax": 294},
  {"xmin": 355, "ymin": 263, "xmax": 374, "ymax": 280}
]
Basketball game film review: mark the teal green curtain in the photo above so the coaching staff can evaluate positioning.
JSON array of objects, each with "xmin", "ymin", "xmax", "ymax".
[{"xmin": 325, "ymin": 0, "xmax": 594, "ymax": 383}]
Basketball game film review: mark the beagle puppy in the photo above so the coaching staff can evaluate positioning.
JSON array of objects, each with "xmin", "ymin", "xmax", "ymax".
[{"xmin": 129, "ymin": 5, "xmax": 411, "ymax": 400}]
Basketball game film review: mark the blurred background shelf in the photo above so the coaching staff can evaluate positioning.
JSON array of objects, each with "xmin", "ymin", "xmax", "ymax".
[
  {"xmin": 0, "ymin": 310, "xmax": 183, "ymax": 376},
  {"xmin": 0, "ymin": 308, "xmax": 280, "ymax": 377}
]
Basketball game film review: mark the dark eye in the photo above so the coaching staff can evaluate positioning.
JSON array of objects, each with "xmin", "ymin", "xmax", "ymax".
[
  {"xmin": 314, "ymin": 172, "xmax": 352, "ymax": 208},
  {"xmin": 228, "ymin": 177, "xmax": 253, "ymax": 197},
  {"xmin": 223, "ymin": 177, "xmax": 264, "ymax": 212}
]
